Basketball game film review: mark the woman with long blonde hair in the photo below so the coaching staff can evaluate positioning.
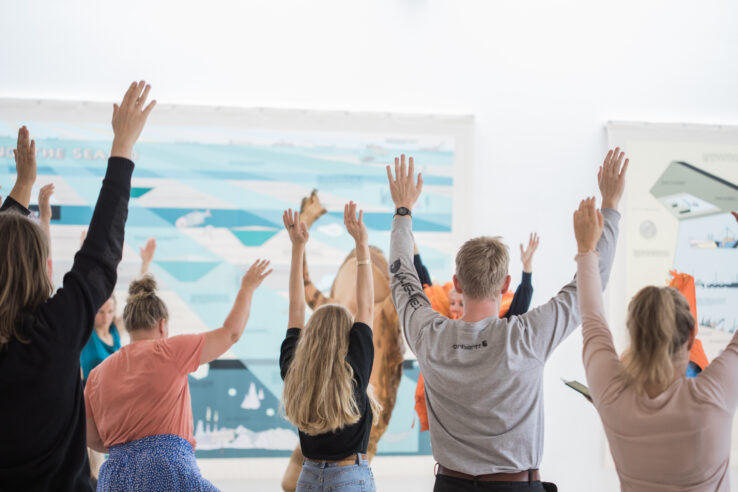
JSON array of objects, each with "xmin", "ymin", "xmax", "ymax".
[
  {"xmin": 575, "ymin": 191, "xmax": 738, "ymax": 491},
  {"xmin": 280, "ymin": 201, "xmax": 381, "ymax": 492}
]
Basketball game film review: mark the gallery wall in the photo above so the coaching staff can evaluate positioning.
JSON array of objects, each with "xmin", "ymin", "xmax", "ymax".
[{"xmin": 2, "ymin": 1, "xmax": 738, "ymax": 489}]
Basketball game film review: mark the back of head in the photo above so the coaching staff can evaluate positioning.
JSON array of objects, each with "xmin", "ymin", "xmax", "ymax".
[
  {"xmin": 282, "ymin": 304, "xmax": 381, "ymax": 435},
  {"xmin": 122, "ymin": 275, "xmax": 169, "ymax": 332},
  {"xmin": 623, "ymin": 286, "xmax": 694, "ymax": 394},
  {"xmin": 0, "ymin": 212, "xmax": 52, "ymax": 350},
  {"xmin": 455, "ymin": 236, "xmax": 510, "ymax": 300}
]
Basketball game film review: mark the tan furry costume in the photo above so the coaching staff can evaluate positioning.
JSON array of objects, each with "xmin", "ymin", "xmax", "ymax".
[{"xmin": 281, "ymin": 191, "xmax": 405, "ymax": 491}]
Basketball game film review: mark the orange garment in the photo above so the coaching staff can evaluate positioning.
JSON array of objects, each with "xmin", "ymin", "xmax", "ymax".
[
  {"xmin": 84, "ymin": 334, "xmax": 205, "ymax": 449},
  {"xmin": 669, "ymin": 270, "xmax": 709, "ymax": 370},
  {"xmin": 414, "ymin": 286, "xmax": 515, "ymax": 432}
]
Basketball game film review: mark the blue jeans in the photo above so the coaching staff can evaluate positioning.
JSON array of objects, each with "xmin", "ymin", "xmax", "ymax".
[{"xmin": 296, "ymin": 454, "xmax": 376, "ymax": 491}]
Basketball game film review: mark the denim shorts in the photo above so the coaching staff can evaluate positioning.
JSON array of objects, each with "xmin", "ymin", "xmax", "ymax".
[{"xmin": 297, "ymin": 454, "xmax": 376, "ymax": 491}]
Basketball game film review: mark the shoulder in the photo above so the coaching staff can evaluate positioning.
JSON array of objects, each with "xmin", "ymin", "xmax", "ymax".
[{"xmin": 350, "ymin": 322, "xmax": 373, "ymax": 341}]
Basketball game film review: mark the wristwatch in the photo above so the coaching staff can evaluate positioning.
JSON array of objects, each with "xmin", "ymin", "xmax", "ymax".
[{"xmin": 395, "ymin": 207, "xmax": 412, "ymax": 217}]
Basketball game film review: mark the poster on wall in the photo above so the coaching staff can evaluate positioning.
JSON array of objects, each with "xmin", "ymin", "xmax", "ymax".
[
  {"xmin": 606, "ymin": 121, "xmax": 738, "ymax": 460},
  {"xmin": 0, "ymin": 99, "xmax": 473, "ymax": 458}
]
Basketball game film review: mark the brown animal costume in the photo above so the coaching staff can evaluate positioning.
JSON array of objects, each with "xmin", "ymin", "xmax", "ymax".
[{"xmin": 281, "ymin": 191, "xmax": 405, "ymax": 492}]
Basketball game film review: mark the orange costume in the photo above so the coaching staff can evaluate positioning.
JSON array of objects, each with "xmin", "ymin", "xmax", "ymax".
[{"xmin": 669, "ymin": 270, "xmax": 709, "ymax": 371}]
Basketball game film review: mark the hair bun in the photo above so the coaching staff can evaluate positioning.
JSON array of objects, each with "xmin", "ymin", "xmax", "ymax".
[{"xmin": 128, "ymin": 274, "xmax": 158, "ymax": 297}]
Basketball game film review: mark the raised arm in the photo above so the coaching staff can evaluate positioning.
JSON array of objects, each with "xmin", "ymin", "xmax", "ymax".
[
  {"xmin": 574, "ymin": 197, "xmax": 623, "ymax": 406},
  {"xmin": 38, "ymin": 183, "xmax": 55, "ymax": 282},
  {"xmin": 523, "ymin": 148, "xmax": 627, "ymax": 360},
  {"xmin": 139, "ymin": 237, "xmax": 156, "ymax": 277},
  {"xmin": 284, "ymin": 209, "xmax": 309, "ymax": 328},
  {"xmin": 200, "ymin": 259, "xmax": 272, "ymax": 364},
  {"xmin": 387, "ymin": 155, "xmax": 441, "ymax": 355},
  {"xmin": 344, "ymin": 201, "xmax": 373, "ymax": 326},
  {"xmin": 505, "ymin": 233, "xmax": 539, "ymax": 317},
  {"xmin": 43, "ymin": 81, "xmax": 156, "ymax": 350}
]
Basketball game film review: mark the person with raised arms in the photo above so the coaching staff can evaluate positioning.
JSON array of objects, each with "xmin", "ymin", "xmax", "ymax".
[
  {"xmin": 85, "ymin": 258, "xmax": 271, "ymax": 491},
  {"xmin": 0, "ymin": 81, "xmax": 155, "ymax": 491},
  {"xmin": 280, "ymin": 202, "xmax": 381, "ymax": 492},
  {"xmin": 386, "ymin": 151, "xmax": 626, "ymax": 491},
  {"xmin": 575, "ymin": 197, "xmax": 738, "ymax": 490}
]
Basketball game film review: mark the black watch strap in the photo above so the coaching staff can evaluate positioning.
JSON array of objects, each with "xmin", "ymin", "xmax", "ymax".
[{"xmin": 395, "ymin": 207, "xmax": 412, "ymax": 217}]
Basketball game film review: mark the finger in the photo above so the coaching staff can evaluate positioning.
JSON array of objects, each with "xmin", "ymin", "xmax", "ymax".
[
  {"xmin": 294, "ymin": 210, "xmax": 299, "ymax": 226},
  {"xmin": 30, "ymin": 139, "xmax": 35, "ymax": 156},
  {"xmin": 417, "ymin": 172, "xmax": 423, "ymax": 192},
  {"xmin": 143, "ymin": 100, "xmax": 157, "ymax": 117},
  {"xmin": 408, "ymin": 156, "xmax": 414, "ymax": 179},
  {"xmin": 394, "ymin": 157, "xmax": 400, "ymax": 183},
  {"xmin": 400, "ymin": 154, "xmax": 407, "ymax": 181},
  {"xmin": 520, "ymin": 244, "xmax": 524, "ymax": 255},
  {"xmin": 386, "ymin": 165, "xmax": 394, "ymax": 185},
  {"xmin": 262, "ymin": 268, "xmax": 274, "ymax": 278},
  {"xmin": 121, "ymin": 81, "xmax": 138, "ymax": 107},
  {"xmin": 603, "ymin": 149, "xmax": 613, "ymax": 167},
  {"xmin": 358, "ymin": 209, "xmax": 364, "ymax": 225},
  {"xmin": 138, "ymin": 84, "xmax": 151, "ymax": 108},
  {"xmin": 620, "ymin": 158, "xmax": 629, "ymax": 178},
  {"xmin": 282, "ymin": 211, "xmax": 289, "ymax": 228}
]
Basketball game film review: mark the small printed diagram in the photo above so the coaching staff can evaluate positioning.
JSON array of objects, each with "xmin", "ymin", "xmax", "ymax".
[{"xmin": 651, "ymin": 161, "xmax": 738, "ymax": 333}]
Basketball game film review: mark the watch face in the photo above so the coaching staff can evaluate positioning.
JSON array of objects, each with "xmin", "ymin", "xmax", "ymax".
[{"xmin": 396, "ymin": 207, "xmax": 411, "ymax": 216}]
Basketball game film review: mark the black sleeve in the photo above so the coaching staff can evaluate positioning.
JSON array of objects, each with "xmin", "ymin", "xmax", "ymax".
[
  {"xmin": 0, "ymin": 196, "xmax": 31, "ymax": 216},
  {"xmin": 504, "ymin": 272, "xmax": 534, "ymax": 319},
  {"xmin": 413, "ymin": 253, "xmax": 432, "ymax": 287},
  {"xmin": 279, "ymin": 328, "xmax": 302, "ymax": 380},
  {"xmin": 346, "ymin": 322, "xmax": 374, "ymax": 390},
  {"xmin": 41, "ymin": 157, "xmax": 133, "ymax": 351}
]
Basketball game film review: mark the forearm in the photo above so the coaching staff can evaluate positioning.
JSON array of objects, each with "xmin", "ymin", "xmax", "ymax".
[
  {"xmin": 355, "ymin": 240, "xmax": 373, "ymax": 322},
  {"xmin": 223, "ymin": 287, "xmax": 254, "ymax": 342},
  {"xmin": 288, "ymin": 246, "xmax": 306, "ymax": 328},
  {"xmin": 8, "ymin": 183, "xmax": 33, "ymax": 209},
  {"xmin": 139, "ymin": 260, "xmax": 151, "ymax": 277},
  {"xmin": 595, "ymin": 208, "xmax": 621, "ymax": 289}
]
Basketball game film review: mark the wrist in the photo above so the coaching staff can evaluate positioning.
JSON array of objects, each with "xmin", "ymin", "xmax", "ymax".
[
  {"xmin": 394, "ymin": 204, "xmax": 413, "ymax": 212},
  {"xmin": 577, "ymin": 244, "xmax": 597, "ymax": 254},
  {"xmin": 601, "ymin": 199, "xmax": 618, "ymax": 210},
  {"xmin": 523, "ymin": 264, "xmax": 532, "ymax": 273},
  {"xmin": 111, "ymin": 138, "xmax": 134, "ymax": 160}
]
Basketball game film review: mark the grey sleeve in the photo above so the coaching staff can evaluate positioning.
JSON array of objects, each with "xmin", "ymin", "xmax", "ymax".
[
  {"xmin": 521, "ymin": 208, "xmax": 621, "ymax": 361},
  {"xmin": 389, "ymin": 216, "xmax": 442, "ymax": 356}
]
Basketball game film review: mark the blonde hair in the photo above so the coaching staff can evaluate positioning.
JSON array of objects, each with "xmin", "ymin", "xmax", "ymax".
[
  {"xmin": 122, "ymin": 275, "xmax": 169, "ymax": 331},
  {"xmin": 622, "ymin": 286, "xmax": 694, "ymax": 394},
  {"xmin": 0, "ymin": 212, "xmax": 52, "ymax": 350},
  {"xmin": 455, "ymin": 236, "xmax": 510, "ymax": 299},
  {"xmin": 282, "ymin": 304, "xmax": 381, "ymax": 435}
]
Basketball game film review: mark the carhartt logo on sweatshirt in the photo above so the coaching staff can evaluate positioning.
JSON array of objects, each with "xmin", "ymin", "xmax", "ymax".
[{"xmin": 453, "ymin": 340, "xmax": 488, "ymax": 350}]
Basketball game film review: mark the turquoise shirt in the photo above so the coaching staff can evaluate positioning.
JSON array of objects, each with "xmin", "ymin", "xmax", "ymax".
[{"xmin": 81, "ymin": 324, "xmax": 121, "ymax": 381}]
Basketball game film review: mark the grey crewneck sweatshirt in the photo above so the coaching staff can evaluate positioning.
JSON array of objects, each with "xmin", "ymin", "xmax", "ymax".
[{"xmin": 389, "ymin": 209, "xmax": 620, "ymax": 476}]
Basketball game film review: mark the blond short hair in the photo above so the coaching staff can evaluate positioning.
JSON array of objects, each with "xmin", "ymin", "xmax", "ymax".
[{"xmin": 455, "ymin": 236, "xmax": 510, "ymax": 300}]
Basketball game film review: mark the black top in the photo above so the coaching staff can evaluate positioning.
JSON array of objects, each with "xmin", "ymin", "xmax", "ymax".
[
  {"xmin": 413, "ymin": 253, "xmax": 533, "ymax": 318},
  {"xmin": 279, "ymin": 322, "xmax": 374, "ymax": 460},
  {"xmin": 0, "ymin": 158, "xmax": 132, "ymax": 492}
]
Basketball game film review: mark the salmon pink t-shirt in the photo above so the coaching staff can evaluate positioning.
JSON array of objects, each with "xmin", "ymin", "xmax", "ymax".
[{"xmin": 84, "ymin": 334, "xmax": 205, "ymax": 449}]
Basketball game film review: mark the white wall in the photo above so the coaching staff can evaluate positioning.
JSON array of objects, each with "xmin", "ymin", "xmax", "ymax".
[{"xmin": 3, "ymin": 1, "xmax": 738, "ymax": 489}]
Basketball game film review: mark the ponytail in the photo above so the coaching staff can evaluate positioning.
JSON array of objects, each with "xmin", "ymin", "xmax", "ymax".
[{"xmin": 622, "ymin": 287, "xmax": 694, "ymax": 394}]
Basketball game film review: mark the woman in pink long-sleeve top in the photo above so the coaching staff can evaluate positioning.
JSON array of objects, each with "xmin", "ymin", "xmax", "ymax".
[{"xmin": 574, "ymin": 196, "xmax": 738, "ymax": 491}]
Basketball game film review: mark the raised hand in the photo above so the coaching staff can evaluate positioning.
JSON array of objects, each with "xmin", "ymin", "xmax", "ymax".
[
  {"xmin": 241, "ymin": 259, "xmax": 273, "ymax": 292},
  {"xmin": 344, "ymin": 201, "xmax": 368, "ymax": 245},
  {"xmin": 573, "ymin": 197, "xmax": 604, "ymax": 254},
  {"xmin": 598, "ymin": 148, "xmax": 629, "ymax": 210},
  {"xmin": 139, "ymin": 238, "xmax": 157, "ymax": 275},
  {"xmin": 8, "ymin": 126, "xmax": 38, "ymax": 207},
  {"xmin": 519, "ymin": 232, "xmax": 540, "ymax": 273},
  {"xmin": 283, "ymin": 209, "xmax": 309, "ymax": 246},
  {"xmin": 386, "ymin": 154, "xmax": 423, "ymax": 211},
  {"xmin": 38, "ymin": 184, "xmax": 55, "ymax": 224},
  {"xmin": 111, "ymin": 81, "xmax": 157, "ymax": 160}
]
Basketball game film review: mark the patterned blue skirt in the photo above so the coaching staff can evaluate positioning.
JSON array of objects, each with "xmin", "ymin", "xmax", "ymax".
[{"xmin": 98, "ymin": 434, "xmax": 219, "ymax": 492}]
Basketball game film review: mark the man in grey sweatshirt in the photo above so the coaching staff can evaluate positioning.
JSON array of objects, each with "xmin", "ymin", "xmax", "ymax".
[{"xmin": 386, "ymin": 151, "xmax": 628, "ymax": 491}]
